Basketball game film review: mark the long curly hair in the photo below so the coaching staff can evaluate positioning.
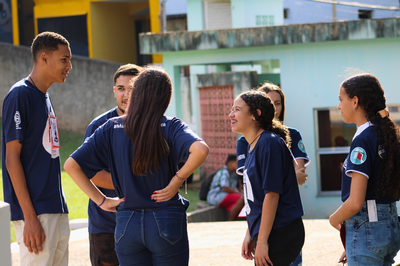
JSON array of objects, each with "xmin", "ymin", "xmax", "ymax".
[
  {"xmin": 341, "ymin": 73, "xmax": 400, "ymax": 200},
  {"xmin": 238, "ymin": 90, "xmax": 291, "ymax": 148}
]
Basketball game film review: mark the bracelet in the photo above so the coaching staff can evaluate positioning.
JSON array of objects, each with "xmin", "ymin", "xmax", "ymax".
[
  {"xmin": 176, "ymin": 172, "xmax": 188, "ymax": 181},
  {"xmin": 97, "ymin": 196, "xmax": 106, "ymax": 207},
  {"xmin": 257, "ymin": 240, "xmax": 269, "ymax": 246}
]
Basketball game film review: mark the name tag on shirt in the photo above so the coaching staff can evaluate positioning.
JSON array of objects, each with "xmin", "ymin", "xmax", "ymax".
[{"xmin": 49, "ymin": 115, "xmax": 60, "ymax": 149}]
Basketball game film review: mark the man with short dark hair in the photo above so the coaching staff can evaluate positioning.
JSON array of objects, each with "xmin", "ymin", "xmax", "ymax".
[
  {"xmin": 84, "ymin": 64, "xmax": 141, "ymax": 266},
  {"xmin": 2, "ymin": 31, "xmax": 72, "ymax": 265}
]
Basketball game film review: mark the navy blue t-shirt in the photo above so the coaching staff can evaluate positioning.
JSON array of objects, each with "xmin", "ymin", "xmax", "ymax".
[
  {"xmin": 2, "ymin": 79, "xmax": 68, "ymax": 221},
  {"xmin": 236, "ymin": 127, "xmax": 310, "ymax": 175},
  {"xmin": 236, "ymin": 136, "xmax": 248, "ymax": 175},
  {"xmin": 341, "ymin": 123, "xmax": 393, "ymax": 204},
  {"xmin": 71, "ymin": 116, "xmax": 201, "ymax": 210},
  {"xmin": 288, "ymin": 127, "xmax": 310, "ymax": 166},
  {"xmin": 243, "ymin": 131, "xmax": 303, "ymax": 239},
  {"xmin": 83, "ymin": 107, "xmax": 119, "ymax": 234}
]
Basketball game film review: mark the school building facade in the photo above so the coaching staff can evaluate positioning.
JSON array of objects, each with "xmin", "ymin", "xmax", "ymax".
[{"xmin": 139, "ymin": 16, "xmax": 400, "ymax": 218}]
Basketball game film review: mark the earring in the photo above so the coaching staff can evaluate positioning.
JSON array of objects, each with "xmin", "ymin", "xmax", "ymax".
[
  {"xmin": 253, "ymin": 118, "xmax": 256, "ymax": 120},
  {"xmin": 353, "ymin": 106, "xmax": 356, "ymax": 110}
]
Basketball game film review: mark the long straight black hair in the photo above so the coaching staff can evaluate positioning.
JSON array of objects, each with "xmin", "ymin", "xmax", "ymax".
[{"xmin": 123, "ymin": 68, "xmax": 172, "ymax": 175}]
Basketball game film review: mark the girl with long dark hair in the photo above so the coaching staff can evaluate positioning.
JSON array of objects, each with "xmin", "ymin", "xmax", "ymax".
[
  {"xmin": 65, "ymin": 68, "xmax": 209, "ymax": 266},
  {"xmin": 230, "ymin": 90, "xmax": 304, "ymax": 266},
  {"xmin": 329, "ymin": 73, "xmax": 400, "ymax": 265}
]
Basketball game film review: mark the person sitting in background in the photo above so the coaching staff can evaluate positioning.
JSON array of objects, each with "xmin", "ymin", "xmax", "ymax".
[{"xmin": 207, "ymin": 154, "xmax": 244, "ymax": 221}]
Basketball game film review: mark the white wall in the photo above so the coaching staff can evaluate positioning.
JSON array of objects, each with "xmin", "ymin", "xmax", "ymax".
[
  {"xmin": 0, "ymin": 202, "xmax": 11, "ymax": 266},
  {"xmin": 283, "ymin": 0, "xmax": 400, "ymax": 24},
  {"xmin": 232, "ymin": 0, "xmax": 284, "ymax": 28}
]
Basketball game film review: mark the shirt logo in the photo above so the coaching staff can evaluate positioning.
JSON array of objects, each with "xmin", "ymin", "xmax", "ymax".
[
  {"xmin": 114, "ymin": 124, "xmax": 124, "ymax": 129},
  {"xmin": 350, "ymin": 147, "xmax": 367, "ymax": 165},
  {"xmin": 161, "ymin": 123, "xmax": 166, "ymax": 127},
  {"xmin": 237, "ymin": 154, "xmax": 245, "ymax": 161},
  {"xmin": 14, "ymin": 111, "xmax": 21, "ymax": 129},
  {"xmin": 298, "ymin": 140, "xmax": 306, "ymax": 153}
]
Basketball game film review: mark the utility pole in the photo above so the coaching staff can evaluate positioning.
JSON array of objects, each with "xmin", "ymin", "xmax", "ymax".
[
  {"xmin": 159, "ymin": 0, "xmax": 167, "ymax": 33},
  {"xmin": 332, "ymin": 0, "xmax": 337, "ymax": 22}
]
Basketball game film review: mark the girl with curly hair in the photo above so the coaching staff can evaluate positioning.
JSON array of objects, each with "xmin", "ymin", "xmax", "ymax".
[
  {"xmin": 329, "ymin": 73, "xmax": 400, "ymax": 265},
  {"xmin": 230, "ymin": 90, "xmax": 305, "ymax": 266}
]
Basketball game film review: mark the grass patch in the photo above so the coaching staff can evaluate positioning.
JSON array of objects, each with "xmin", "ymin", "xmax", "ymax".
[
  {"xmin": 1, "ymin": 121, "xmax": 201, "ymax": 243},
  {"xmin": 180, "ymin": 187, "xmax": 201, "ymax": 213}
]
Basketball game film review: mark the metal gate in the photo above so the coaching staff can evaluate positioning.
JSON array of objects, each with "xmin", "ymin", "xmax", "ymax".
[{"xmin": 199, "ymin": 85, "xmax": 236, "ymax": 176}]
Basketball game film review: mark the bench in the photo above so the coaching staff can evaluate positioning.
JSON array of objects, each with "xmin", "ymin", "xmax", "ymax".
[{"xmin": 187, "ymin": 202, "xmax": 229, "ymax": 223}]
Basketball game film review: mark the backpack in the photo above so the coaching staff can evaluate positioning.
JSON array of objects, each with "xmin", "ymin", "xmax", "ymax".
[{"xmin": 199, "ymin": 169, "xmax": 222, "ymax": 201}]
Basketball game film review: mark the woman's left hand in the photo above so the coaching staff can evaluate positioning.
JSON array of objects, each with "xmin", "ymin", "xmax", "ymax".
[
  {"xmin": 151, "ymin": 178, "xmax": 181, "ymax": 202},
  {"xmin": 255, "ymin": 242, "xmax": 273, "ymax": 266}
]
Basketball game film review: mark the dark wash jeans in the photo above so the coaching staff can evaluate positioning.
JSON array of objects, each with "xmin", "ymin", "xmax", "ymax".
[{"xmin": 115, "ymin": 207, "xmax": 189, "ymax": 266}]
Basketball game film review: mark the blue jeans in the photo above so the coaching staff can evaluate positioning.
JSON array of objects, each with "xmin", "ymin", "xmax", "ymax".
[
  {"xmin": 345, "ymin": 202, "xmax": 400, "ymax": 266},
  {"xmin": 114, "ymin": 207, "xmax": 189, "ymax": 266}
]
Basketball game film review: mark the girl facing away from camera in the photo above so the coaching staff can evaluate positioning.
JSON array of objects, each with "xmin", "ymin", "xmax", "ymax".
[
  {"xmin": 230, "ymin": 90, "xmax": 304, "ymax": 266},
  {"xmin": 329, "ymin": 73, "xmax": 400, "ymax": 265},
  {"xmin": 65, "ymin": 67, "xmax": 209, "ymax": 266}
]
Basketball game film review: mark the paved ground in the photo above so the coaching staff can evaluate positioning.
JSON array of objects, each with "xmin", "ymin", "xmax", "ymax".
[{"xmin": 12, "ymin": 219, "xmax": 350, "ymax": 266}]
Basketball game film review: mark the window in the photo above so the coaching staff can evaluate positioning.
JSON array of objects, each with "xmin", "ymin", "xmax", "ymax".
[
  {"xmin": 284, "ymin": 8, "xmax": 289, "ymax": 19},
  {"xmin": 38, "ymin": 15, "xmax": 89, "ymax": 57},
  {"xmin": 315, "ymin": 109, "xmax": 356, "ymax": 195},
  {"xmin": 204, "ymin": 1, "xmax": 232, "ymax": 30},
  {"xmin": 358, "ymin": 10, "xmax": 372, "ymax": 19},
  {"xmin": 316, "ymin": 105, "xmax": 400, "ymax": 195}
]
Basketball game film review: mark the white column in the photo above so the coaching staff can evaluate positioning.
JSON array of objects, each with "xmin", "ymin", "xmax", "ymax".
[{"xmin": 0, "ymin": 201, "xmax": 11, "ymax": 266}]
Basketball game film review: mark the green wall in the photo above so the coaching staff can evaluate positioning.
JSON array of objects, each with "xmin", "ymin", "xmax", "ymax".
[{"xmin": 161, "ymin": 36, "xmax": 400, "ymax": 218}]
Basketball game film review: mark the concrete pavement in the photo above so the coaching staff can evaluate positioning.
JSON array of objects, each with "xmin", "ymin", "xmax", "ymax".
[{"xmin": 11, "ymin": 219, "xmax": 352, "ymax": 266}]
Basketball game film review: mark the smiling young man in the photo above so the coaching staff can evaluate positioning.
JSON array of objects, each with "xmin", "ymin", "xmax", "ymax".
[
  {"xmin": 83, "ymin": 64, "xmax": 141, "ymax": 266},
  {"xmin": 2, "ymin": 31, "xmax": 72, "ymax": 265}
]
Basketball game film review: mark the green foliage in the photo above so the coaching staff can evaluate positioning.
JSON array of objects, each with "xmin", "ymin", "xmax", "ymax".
[
  {"xmin": 180, "ymin": 187, "xmax": 200, "ymax": 213},
  {"xmin": 58, "ymin": 129, "xmax": 85, "ymax": 170}
]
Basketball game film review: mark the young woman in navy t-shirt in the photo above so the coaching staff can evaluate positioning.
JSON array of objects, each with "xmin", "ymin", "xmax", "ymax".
[
  {"xmin": 236, "ymin": 83, "xmax": 310, "ymax": 185},
  {"xmin": 329, "ymin": 73, "xmax": 400, "ymax": 265},
  {"xmin": 230, "ymin": 90, "xmax": 304, "ymax": 266},
  {"xmin": 65, "ymin": 68, "xmax": 209, "ymax": 266}
]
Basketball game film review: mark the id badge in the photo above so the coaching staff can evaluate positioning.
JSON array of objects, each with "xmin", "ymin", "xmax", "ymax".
[
  {"xmin": 367, "ymin": 199, "xmax": 378, "ymax": 222},
  {"xmin": 49, "ymin": 115, "xmax": 60, "ymax": 149}
]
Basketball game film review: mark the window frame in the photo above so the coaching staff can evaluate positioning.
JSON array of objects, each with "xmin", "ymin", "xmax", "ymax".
[
  {"xmin": 314, "ymin": 107, "xmax": 352, "ymax": 196},
  {"xmin": 315, "ymin": 104, "xmax": 400, "ymax": 196}
]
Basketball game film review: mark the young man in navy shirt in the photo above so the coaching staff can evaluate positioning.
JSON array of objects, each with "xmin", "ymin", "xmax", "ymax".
[
  {"xmin": 2, "ymin": 32, "xmax": 72, "ymax": 265},
  {"xmin": 83, "ymin": 64, "xmax": 141, "ymax": 266}
]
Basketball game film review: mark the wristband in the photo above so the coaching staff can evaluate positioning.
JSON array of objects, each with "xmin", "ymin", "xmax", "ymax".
[
  {"xmin": 176, "ymin": 172, "xmax": 188, "ymax": 181},
  {"xmin": 257, "ymin": 240, "xmax": 269, "ymax": 246},
  {"xmin": 98, "ymin": 196, "xmax": 106, "ymax": 207}
]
